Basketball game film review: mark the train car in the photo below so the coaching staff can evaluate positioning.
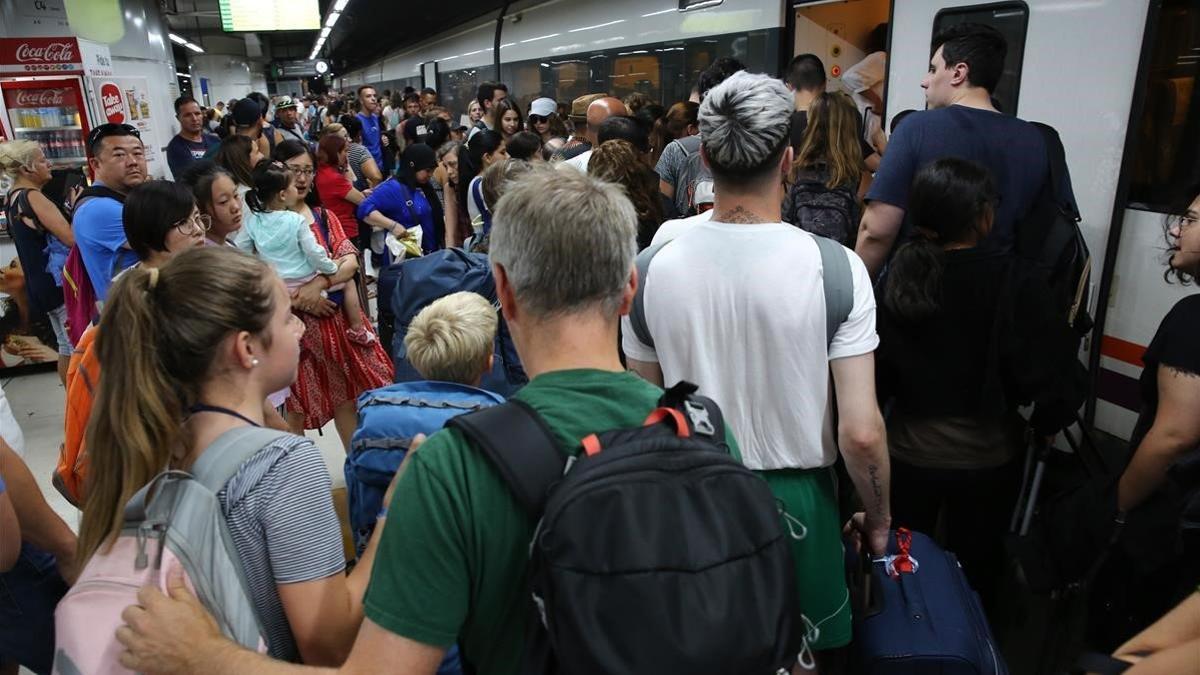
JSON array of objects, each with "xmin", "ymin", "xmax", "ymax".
[{"xmin": 338, "ymin": 0, "xmax": 1197, "ymax": 442}]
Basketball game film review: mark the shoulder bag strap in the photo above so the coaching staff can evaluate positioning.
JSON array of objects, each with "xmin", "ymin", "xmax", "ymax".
[
  {"xmin": 445, "ymin": 399, "xmax": 564, "ymax": 516},
  {"xmin": 629, "ymin": 240, "xmax": 670, "ymax": 350},
  {"xmin": 188, "ymin": 427, "xmax": 295, "ymax": 493},
  {"xmin": 813, "ymin": 235, "xmax": 854, "ymax": 348},
  {"xmin": 470, "ymin": 179, "xmax": 491, "ymax": 235}
]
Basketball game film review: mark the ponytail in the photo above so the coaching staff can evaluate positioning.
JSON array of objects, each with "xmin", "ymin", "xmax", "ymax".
[
  {"xmin": 77, "ymin": 247, "xmax": 278, "ymax": 563},
  {"xmin": 246, "ymin": 159, "xmax": 292, "ymax": 213},
  {"xmin": 78, "ymin": 266, "xmax": 183, "ymax": 563},
  {"xmin": 883, "ymin": 235, "xmax": 945, "ymax": 322},
  {"xmin": 883, "ymin": 157, "xmax": 999, "ymax": 322}
]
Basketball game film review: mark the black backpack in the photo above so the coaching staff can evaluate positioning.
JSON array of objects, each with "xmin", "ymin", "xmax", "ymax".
[
  {"xmin": 785, "ymin": 169, "xmax": 860, "ymax": 246},
  {"xmin": 1015, "ymin": 123, "xmax": 1093, "ymax": 338},
  {"xmin": 446, "ymin": 382, "xmax": 801, "ymax": 675}
]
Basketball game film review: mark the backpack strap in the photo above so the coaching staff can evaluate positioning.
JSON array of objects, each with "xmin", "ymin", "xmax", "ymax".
[
  {"xmin": 1031, "ymin": 122, "xmax": 1080, "ymax": 221},
  {"xmin": 813, "ymin": 235, "xmax": 854, "ymax": 348},
  {"xmin": 629, "ymin": 240, "xmax": 670, "ymax": 350},
  {"xmin": 189, "ymin": 427, "xmax": 295, "ymax": 494},
  {"xmin": 75, "ymin": 185, "xmax": 127, "ymax": 206},
  {"xmin": 446, "ymin": 399, "xmax": 564, "ymax": 516},
  {"xmin": 471, "ymin": 178, "xmax": 492, "ymax": 235}
]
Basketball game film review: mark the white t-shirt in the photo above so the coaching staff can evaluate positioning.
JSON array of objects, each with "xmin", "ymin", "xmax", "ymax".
[
  {"xmin": 622, "ymin": 221, "xmax": 878, "ymax": 470},
  {"xmin": 560, "ymin": 149, "xmax": 593, "ymax": 173},
  {"xmin": 651, "ymin": 210, "xmax": 713, "ymax": 247}
]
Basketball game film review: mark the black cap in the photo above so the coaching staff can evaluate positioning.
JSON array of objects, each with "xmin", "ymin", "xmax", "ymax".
[
  {"xmin": 232, "ymin": 98, "xmax": 262, "ymax": 127},
  {"xmin": 403, "ymin": 143, "xmax": 438, "ymax": 172}
]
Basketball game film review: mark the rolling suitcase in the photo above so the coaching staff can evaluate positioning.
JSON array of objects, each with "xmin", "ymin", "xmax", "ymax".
[{"xmin": 849, "ymin": 528, "xmax": 1007, "ymax": 675}]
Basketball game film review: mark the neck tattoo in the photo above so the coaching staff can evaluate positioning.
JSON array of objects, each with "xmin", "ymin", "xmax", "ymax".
[{"xmin": 715, "ymin": 205, "xmax": 770, "ymax": 224}]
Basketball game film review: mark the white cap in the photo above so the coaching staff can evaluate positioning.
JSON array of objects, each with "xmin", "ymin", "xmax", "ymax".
[
  {"xmin": 694, "ymin": 180, "xmax": 715, "ymax": 207},
  {"xmin": 529, "ymin": 97, "xmax": 556, "ymax": 118}
]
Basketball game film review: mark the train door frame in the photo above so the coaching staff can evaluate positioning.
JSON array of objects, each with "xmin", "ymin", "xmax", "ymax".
[{"xmin": 1085, "ymin": 0, "xmax": 1165, "ymax": 426}]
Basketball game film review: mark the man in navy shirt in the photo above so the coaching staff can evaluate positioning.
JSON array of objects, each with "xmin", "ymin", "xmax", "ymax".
[
  {"xmin": 165, "ymin": 96, "xmax": 219, "ymax": 180},
  {"xmin": 74, "ymin": 124, "xmax": 145, "ymax": 300},
  {"xmin": 856, "ymin": 23, "xmax": 1049, "ymax": 277},
  {"xmin": 356, "ymin": 85, "xmax": 388, "ymax": 167}
]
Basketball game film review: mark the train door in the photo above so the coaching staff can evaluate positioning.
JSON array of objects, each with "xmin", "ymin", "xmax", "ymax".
[
  {"xmin": 884, "ymin": 0, "xmax": 1153, "ymax": 440},
  {"xmin": 791, "ymin": 0, "xmax": 892, "ymax": 144},
  {"xmin": 1090, "ymin": 0, "xmax": 1199, "ymax": 440}
]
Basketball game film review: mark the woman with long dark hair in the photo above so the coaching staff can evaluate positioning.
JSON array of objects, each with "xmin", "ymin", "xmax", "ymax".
[
  {"xmin": 271, "ymin": 140, "xmax": 392, "ymax": 448},
  {"xmin": 213, "ymin": 134, "xmax": 263, "ymax": 195},
  {"xmin": 589, "ymin": 140, "xmax": 663, "ymax": 250},
  {"xmin": 455, "ymin": 129, "xmax": 507, "ymax": 246},
  {"xmin": 877, "ymin": 157, "xmax": 1084, "ymax": 614}
]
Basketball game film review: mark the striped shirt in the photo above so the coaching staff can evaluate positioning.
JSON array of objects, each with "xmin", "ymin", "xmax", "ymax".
[
  {"xmin": 348, "ymin": 142, "xmax": 372, "ymax": 190},
  {"xmin": 218, "ymin": 434, "xmax": 346, "ymax": 661}
]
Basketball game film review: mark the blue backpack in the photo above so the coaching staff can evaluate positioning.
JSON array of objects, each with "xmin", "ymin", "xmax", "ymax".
[
  {"xmin": 345, "ymin": 380, "xmax": 505, "ymax": 555},
  {"xmin": 380, "ymin": 248, "xmax": 528, "ymax": 397}
]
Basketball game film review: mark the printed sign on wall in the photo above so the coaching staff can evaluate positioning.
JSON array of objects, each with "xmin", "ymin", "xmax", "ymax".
[{"xmin": 90, "ymin": 76, "xmax": 163, "ymax": 173}]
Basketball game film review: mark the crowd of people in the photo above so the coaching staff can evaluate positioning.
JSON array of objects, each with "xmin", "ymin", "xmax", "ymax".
[{"xmin": 0, "ymin": 20, "xmax": 1198, "ymax": 675}]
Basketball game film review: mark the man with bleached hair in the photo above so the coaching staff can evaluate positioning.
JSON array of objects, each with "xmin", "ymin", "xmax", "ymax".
[{"xmin": 623, "ymin": 69, "xmax": 892, "ymax": 672}]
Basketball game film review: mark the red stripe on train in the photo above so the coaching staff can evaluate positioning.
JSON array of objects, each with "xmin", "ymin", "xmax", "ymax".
[{"xmin": 1099, "ymin": 336, "xmax": 1146, "ymax": 368}]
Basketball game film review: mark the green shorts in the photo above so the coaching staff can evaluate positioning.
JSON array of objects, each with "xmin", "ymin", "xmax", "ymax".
[{"xmin": 756, "ymin": 466, "xmax": 851, "ymax": 651}]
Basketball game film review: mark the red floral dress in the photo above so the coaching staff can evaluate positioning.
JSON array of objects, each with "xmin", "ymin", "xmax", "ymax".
[{"xmin": 285, "ymin": 207, "xmax": 392, "ymax": 429}]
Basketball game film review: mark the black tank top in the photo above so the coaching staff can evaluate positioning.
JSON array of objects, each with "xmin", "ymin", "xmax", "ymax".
[{"xmin": 5, "ymin": 188, "xmax": 64, "ymax": 314}]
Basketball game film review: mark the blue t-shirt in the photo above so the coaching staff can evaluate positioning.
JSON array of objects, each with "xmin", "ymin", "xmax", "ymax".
[
  {"xmin": 356, "ymin": 178, "xmax": 436, "ymax": 253},
  {"xmin": 357, "ymin": 112, "xmax": 384, "ymax": 167},
  {"xmin": 866, "ymin": 105, "xmax": 1051, "ymax": 252},
  {"xmin": 166, "ymin": 133, "xmax": 220, "ymax": 179},
  {"xmin": 73, "ymin": 188, "xmax": 139, "ymax": 301}
]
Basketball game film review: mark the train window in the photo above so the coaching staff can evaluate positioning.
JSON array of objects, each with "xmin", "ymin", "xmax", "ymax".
[
  {"xmin": 609, "ymin": 54, "xmax": 662, "ymax": 100},
  {"xmin": 932, "ymin": 2, "xmax": 1029, "ymax": 115},
  {"xmin": 1126, "ymin": 0, "xmax": 1200, "ymax": 211}
]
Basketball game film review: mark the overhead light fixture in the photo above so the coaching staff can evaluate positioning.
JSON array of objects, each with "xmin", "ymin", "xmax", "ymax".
[
  {"xmin": 334, "ymin": 0, "xmax": 350, "ymax": 10},
  {"xmin": 176, "ymin": 72, "xmax": 190, "ymax": 78},
  {"xmin": 325, "ymin": 11, "xmax": 340, "ymax": 27},
  {"xmin": 641, "ymin": 8, "xmax": 676, "ymax": 17},
  {"xmin": 168, "ymin": 32, "xmax": 204, "ymax": 53},
  {"xmin": 320, "ymin": 26, "xmax": 331, "ymax": 37}
]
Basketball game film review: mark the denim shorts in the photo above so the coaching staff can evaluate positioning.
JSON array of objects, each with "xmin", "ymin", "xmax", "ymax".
[
  {"xmin": 46, "ymin": 305, "xmax": 73, "ymax": 357},
  {"xmin": 0, "ymin": 544, "xmax": 67, "ymax": 674}
]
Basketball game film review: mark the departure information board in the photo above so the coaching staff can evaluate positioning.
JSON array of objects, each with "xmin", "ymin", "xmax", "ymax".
[{"xmin": 219, "ymin": 0, "xmax": 320, "ymax": 32}]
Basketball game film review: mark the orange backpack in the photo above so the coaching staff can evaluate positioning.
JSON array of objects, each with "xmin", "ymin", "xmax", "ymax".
[{"xmin": 54, "ymin": 324, "xmax": 99, "ymax": 507}]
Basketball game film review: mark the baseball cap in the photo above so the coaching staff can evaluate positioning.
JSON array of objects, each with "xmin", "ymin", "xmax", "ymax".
[
  {"xmin": 232, "ymin": 98, "xmax": 263, "ymax": 127},
  {"xmin": 529, "ymin": 97, "xmax": 556, "ymax": 118},
  {"xmin": 275, "ymin": 96, "xmax": 299, "ymax": 110},
  {"xmin": 403, "ymin": 143, "xmax": 438, "ymax": 172}
]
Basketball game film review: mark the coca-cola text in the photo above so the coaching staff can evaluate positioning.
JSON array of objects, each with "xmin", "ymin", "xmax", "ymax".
[{"xmin": 14, "ymin": 42, "xmax": 74, "ymax": 64}]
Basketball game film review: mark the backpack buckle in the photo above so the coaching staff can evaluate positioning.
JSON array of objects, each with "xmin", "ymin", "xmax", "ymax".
[{"xmin": 683, "ymin": 400, "xmax": 715, "ymax": 437}]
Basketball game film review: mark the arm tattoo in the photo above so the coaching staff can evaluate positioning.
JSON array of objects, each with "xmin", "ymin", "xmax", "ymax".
[{"xmin": 868, "ymin": 464, "xmax": 885, "ymax": 515}]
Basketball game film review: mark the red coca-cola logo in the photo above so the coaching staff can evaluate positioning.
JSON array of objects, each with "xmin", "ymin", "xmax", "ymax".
[
  {"xmin": 14, "ymin": 42, "xmax": 74, "ymax": 64},
  {"xmin": 12, "ymin": 89, "xmax": 65, "ymax": 107},
  {"xmin": 100, "ymin": 83, "xmax": 124, "ymax": 124}
]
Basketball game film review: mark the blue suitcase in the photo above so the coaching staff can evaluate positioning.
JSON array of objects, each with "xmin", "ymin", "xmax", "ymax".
[{"xmin": 850, "ymin": 529, "xmax": 1007, "ymax": 675}]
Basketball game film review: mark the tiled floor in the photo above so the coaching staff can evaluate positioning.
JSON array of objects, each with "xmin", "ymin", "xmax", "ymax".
[{"xmin": 4, "ymin": 367, "xmax": 352, "ymax": 535}]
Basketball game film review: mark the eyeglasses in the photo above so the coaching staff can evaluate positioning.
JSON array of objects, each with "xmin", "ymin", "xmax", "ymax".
[
  {"xmin": 174, "ymin": 212, "xmax": 212, "ymax": 235},
  {"xmin": 528, "ymin": 115, "xmax": 548, "ymax": 124},
  {"xmin": 87, "ymin": 123, "xmax": 141, "ymax": 152},
  {"xmin": 285, "ymin": 165, "xmax": 315, "ymax": 177}
]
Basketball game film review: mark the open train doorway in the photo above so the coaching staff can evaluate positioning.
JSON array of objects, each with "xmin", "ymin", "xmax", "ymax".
[{"xmin": 792, "ymin": 0, "xmax": 892, "ymax": 154}]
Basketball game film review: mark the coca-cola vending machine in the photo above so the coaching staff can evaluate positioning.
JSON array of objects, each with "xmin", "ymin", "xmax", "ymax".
[{"xmin": 0, "ymin": 37, "xmax": 112, "ymax": 169}]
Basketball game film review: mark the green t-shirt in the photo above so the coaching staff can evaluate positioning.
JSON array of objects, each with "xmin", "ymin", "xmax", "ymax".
[{"xmin": 362, "ymin": 368, "xmax": 739, "ymax": 674}]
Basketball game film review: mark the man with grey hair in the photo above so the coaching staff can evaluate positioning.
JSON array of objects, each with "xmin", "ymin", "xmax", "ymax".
[
  {"xmin": 624, "ymin": 70, "xmax": 891, "ymax": 670},
  {"xmin": 112, "ymin": 167, "xmax": 742, "ymax": 675}
]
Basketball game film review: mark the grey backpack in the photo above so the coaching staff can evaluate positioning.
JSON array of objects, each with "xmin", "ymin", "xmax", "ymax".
[
  {"xmin": 672, "ymin": 135, "xmax": 714, "ymax": 218},
  {"xmin": 54, "ymin": 427, "xmax": 290, "ymax": 673},
  {"xmin": 629, "ymin": 233, "xmax": 854, "ymax": 350}
]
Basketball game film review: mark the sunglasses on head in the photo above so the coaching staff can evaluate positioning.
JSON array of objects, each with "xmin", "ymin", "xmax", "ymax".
[{"xmin": 87, "ymin": 123, "xmax": 141, "ymax": 151}]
